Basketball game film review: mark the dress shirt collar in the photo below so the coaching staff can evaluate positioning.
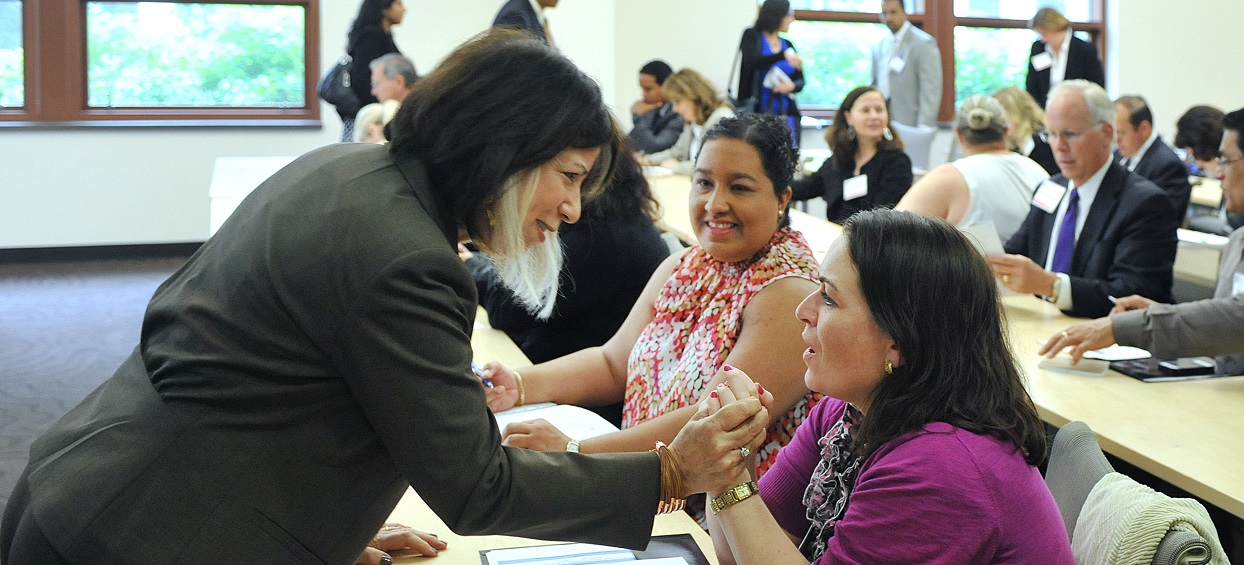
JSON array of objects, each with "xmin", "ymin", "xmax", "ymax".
[
  {"xmin": 1046, "ymin": 30, "xmax": 1073, "ymax": 85},
  {"xmin": 1126, "ymin": 130, "xmax": 1161, "ymax": 171},
  {"xmin": 890, "ymin": 21, "xmax": 911, "ymax": 47},
  {"xmin": 1043, "ymin": 157, "xmax": 1111, "ymax": 270}
]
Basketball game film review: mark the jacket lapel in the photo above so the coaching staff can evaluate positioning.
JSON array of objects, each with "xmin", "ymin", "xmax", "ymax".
[{"xmin": 1073, "ymin": 163, "xmax": 1124, "ymax": 273}]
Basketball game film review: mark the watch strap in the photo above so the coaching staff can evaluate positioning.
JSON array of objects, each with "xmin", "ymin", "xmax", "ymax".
[{"xmin": 710, "ymin": 480, "xmax": 759, "ymax": 514}]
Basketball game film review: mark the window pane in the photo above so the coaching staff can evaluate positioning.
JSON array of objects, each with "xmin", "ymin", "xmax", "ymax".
[
  {"xmin": 0, "ymin": 0, "xmax": 21, "ymax": 108},
  {"xmin": 85, "ymin": 2, "xmax": 305, "ymax": 108},
  {"xmin": 783, "ymin": 20, "xmax": 886, "ymax": 109},
  {"xmin": 953, "ymin": 26, "xmax": 1031, "ymax": 108},
  {"xmin": 954, "ymin": 0, "xmax": 1094, "ymax": 21},
  {"xmin": 790, "ymin": 0, "xmax": 882, "ymax": 12}
]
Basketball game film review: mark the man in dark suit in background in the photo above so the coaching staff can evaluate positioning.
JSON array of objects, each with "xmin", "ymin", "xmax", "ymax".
[
  {"xmin": 493, "ymin": 0, "xmax": 557, "ymax": 45},
  {"xmin": 1114, "ymin": 95, "xmax": 1192, "ymax": 219},
  {"xmin": 989, "ymin": 80, "xmax": 1178, "ymax": 318}
]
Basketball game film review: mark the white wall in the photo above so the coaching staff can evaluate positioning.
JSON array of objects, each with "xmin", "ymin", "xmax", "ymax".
[{"xmin": 1, "ymin": 0, "xmax": 1240, "ymax": 249}]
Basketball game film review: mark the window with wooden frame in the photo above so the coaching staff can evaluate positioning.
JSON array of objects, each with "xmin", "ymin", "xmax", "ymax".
[
  {"xmin": 0, "ymin": 0, "xmax": 320, "ymax": 125},
  {"xmin": 781, "ymin": 0, "xmax": 1104, "ymax": 120}
]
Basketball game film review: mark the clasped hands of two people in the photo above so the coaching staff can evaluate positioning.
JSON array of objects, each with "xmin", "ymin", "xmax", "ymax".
[{"xmin": 484, "ymin": 362, "xmax": 775, "ymax": 498}]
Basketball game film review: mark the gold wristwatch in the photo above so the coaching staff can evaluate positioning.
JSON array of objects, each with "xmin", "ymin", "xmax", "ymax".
[{"xmin": 710, "ymin": 481, "xmax": 759, "ymax": 514}]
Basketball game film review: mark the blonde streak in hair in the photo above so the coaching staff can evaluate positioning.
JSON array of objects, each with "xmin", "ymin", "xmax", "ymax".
[{"xmin": 489, "ymin": 171, "xmax": 563, "ymax": 318}]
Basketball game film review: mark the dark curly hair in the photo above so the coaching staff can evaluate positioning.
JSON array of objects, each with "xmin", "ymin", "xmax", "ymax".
[
  {"xmin": 842, "ymin": 209, "xmax": 1047, "ymax": 465},
  {"xmin": 699, "ymin": 113, "xmax": 799, "ymax": 229}
]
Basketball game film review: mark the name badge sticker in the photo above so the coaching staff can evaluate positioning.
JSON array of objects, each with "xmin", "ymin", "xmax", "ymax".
[
  {"xmin": 1032, "ymin": 180, "xmax": 1067, "ymax": 214},
  {"xmin": 843, "ymin": 174, "xmax": 869, "ymax": 201},
  {"xmin": 1031, "ymin": 52, "xmax": 1053, "ymax": 71},
  {"xmin": 888, "ymin": 57, "xmax": 906, "ymax": 74}
]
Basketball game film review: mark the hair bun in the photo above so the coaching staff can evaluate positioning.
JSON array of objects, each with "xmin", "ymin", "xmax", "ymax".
[{"xmin": 967, "ymin": 108, "xmax": 992, "ymax": 130}]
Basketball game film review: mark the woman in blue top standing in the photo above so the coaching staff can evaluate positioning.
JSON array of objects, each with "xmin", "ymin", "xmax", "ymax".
[{"xmin": 738, "ymin": 0, "xmax": 804, "ymax": 146}]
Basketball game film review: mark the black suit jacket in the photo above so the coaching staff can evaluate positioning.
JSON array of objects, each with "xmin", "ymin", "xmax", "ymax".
[
  {"xmin": 1116, "ymin": 135, "xmax": 1192, "ymax": 219},
  {"xmin": 790, "ymin": 149, "xmax": 913, "ymax": 224},
  {"xmin": 1025, "ymin": 36, "xmax": 1105, "ymax": 108},
  {"xmin": 493, "ymin": 0, "xmax": 546, "ymax": 43},
  {"xmin": 1005, "ymin": 161, "xmax": 1178, "ymax": 318},
  {"xmin": 18, "ymin": 144, "xmax": 659, "ymax": 564}
]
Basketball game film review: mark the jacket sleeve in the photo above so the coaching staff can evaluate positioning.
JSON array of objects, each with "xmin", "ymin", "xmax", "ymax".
[
  {"xmin": 336, "ymin": 247, "xmax": 660, "ymax": 548},
  {"xmin": 1112, "ymin": 295, "xmax": 1244, "ymax": 359},
  {"xmin": 914, "ymin": 38, "xmax": 943, "ymax": 128},
  {"xmin": 1076, "ymin": 39, "xmax": 1106, "ymax": 88},
  {"xmin": 1025, "ymin": 41, "xmax": 1043, "ymax": 106},
  {"xmin": 791, "ymin": 160, "xmax": 832, "ymax": 202},
  {"xmin": 739, "ymin": 28, "xmax": 784, "ymax": 99},
  {"xmin": 645, "ymin": 123, "xmax": 692, "ymax": 164}
]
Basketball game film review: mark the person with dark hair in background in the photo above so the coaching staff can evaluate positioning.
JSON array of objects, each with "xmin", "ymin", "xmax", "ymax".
[
  {"xmin": 338, "ymin": 0, "xmax": 405, "ymax": 142},
  {"xmin": 1025, "ymin": 7, "xmax": 1104, "ymax": 108},
  {"xmin": 464, "ymin": 145, "xmax": 671, "ymax": 426},
  {"xmin": 737, "ymin": 0, "xmax": 804, "ymax": 145},
  {"xmin": 995, "ymin": 85, "xmax": 1059, "ymax": 175},
  {"xmin": 1114, "ymin": 95, "xmax": 1192, "ymax": 219},
  {"xmin": 791, "ymin": 86, "xmax": 912, "ymax": 224},
  {"xmin": 0, "ymin": 29, "xmax": 772, "ymax": 565},
  {"xmin": 493, "ymin": 0, "xmax": 558, "ymax": 45},
  {"xmin": 629, "ymin": 60, "xmax": 686, "ymax": 154},
  {"xmin": 1176, "ymin": 105, "xmax": 1226, "ymax": 177},
  {"xmin": 871, "ymin": 0, "xmax": 942, "ymax": 128},
  {"xmin": 640, "ymin": 68, "xmax": 736, "ymax": 174},
  {"xmin": 705, "ymin": 209, "xmax": 1072, "ymax": 564},
  {"xmin": 484, "ymin": 114, "xmax": 819, "ymax": 493}
]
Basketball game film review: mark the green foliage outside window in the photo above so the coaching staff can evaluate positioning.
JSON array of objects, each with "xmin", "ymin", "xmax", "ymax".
[
  {"xmin": 783, "ymin": 21, "xmax": 884, "ymax": 110},
  {"xmin": 952, "ymin": 26, "xmax": 1029, "ymax": 107},
  {"xmin": 0, "ymin": 0, "xmax": 21, "ymax": 107},
  {"xmin": 86, "ymin": 2, "xmax": 305, "ymax": 107}
]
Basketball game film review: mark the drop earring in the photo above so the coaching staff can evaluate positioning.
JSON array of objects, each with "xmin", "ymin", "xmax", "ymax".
[
  {"xmin": 847, "ymin": 125, "xmax": 857, "ymax": 141},
  {"xmin": 884, "ymin": 359, "xmax": 894, "ymax": 375},
  {"xmin": 883, "ymin": 127, "xmax": 894, "ymax": 141}
]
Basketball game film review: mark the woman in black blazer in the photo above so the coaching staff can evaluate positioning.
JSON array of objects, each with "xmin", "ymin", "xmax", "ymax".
[
  {"xmin": 1, "ymin": 30, "xmax": 768, "ymax": 565},
  {"xmin": 1025, "ymin": 7, "xmax": 1104, "ymax": 108},
  {"xmin": 737, "ymin": 0, "xmax": 804, "ymax": 145},
  {"xmin": 339, "ymin": 0, "xmax": 405, "ymax": 141},
  {"xmin": 792, "ymin": 86, "xmax": 913, "ymax": 224}
]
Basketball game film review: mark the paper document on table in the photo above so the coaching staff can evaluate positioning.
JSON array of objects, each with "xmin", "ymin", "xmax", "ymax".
[
  {"xmin": 483, "ymin": 543, "xmax": 635, "ymax": 565},
  {"xmin": 493, "ymin": 402, "xmax": 619, "ymax": 439},
  {"xmin": 1082, "ymin": 344, "xmax": 1151, "ymax": 361},
  {"xmin": 959, "ymin": 222, "xmax": 1004, "ymax": 255}
]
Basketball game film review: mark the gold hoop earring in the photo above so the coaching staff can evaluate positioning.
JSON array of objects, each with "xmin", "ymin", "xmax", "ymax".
[
  {"xmin": 884, "ymin": 359, "xmax": 893, "ymax": 375},
  {"xmin": 487, "ymin": 210, "xmax": 496, "ymax": 227}
]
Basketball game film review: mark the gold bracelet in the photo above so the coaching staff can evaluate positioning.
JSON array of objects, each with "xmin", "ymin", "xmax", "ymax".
[
  {"xmin": 709, "ymin": 480, "xmax": 758, "ymax": 514},
  {"xmin": 512, "ymin": 370, "xmax": 525, "ymax": 406},
  {"xmin": 653, "ymin": 442, "xmax": 686, "ymax": 514}
]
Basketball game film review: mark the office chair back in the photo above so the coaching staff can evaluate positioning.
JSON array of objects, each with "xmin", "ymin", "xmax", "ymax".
[
  {"xmin": 1045, "ymin": 422, "xmax": 1220, "ymax": 565},
  {"xmin": 890, "ymin": 121, "xmax": 936, "ymax": 172}
]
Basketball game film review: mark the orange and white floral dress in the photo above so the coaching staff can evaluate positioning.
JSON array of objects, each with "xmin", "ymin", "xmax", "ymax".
[{"xmin": 623, "ymin": 227, "xmax": 820, "ymax": 475}]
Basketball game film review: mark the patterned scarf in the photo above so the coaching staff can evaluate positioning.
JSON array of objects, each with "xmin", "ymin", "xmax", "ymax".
[{"xmin": 798, "ymin": 403, "xmax": 864, "ymax": 561}]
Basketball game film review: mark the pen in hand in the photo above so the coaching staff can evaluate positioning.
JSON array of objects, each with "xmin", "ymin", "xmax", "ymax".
[{"xmin": 470, "ymin": 363, "xmax": 490, "ymax": 385}]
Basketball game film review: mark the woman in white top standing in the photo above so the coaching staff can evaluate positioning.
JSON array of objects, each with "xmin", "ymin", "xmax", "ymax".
[
  {"xmin": 641, "ymin": 68, "xmax": 735, "ymax": 175},
  {"xmin": 897, "ymin": 95, "xmax": 1049, "ymax": 242}
]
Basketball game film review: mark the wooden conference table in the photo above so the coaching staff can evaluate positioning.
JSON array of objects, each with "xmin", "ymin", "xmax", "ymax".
[
  {"xmin": 383, "ymin": 310, "xmax": 718, "ymax": 563},
  {"xmin": 649, "ymin": 171, "xmax": 1244, "ymax": 520}
]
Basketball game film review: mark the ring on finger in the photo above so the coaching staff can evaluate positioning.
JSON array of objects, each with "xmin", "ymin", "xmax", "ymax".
[
  {"xmin": 1002, "ymin": 274, "xmax": 1011, "ymax": 285},
  {"xmin": 1061, "ymin": 331, "xmax": 1069, "ymax": 338},
  {"xmin": 739, "ymin": 446, "xmax": 751, "ymax": 459}
]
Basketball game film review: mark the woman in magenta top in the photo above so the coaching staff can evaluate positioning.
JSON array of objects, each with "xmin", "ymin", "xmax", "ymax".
[{"xmin": 705, "ymin": 210, "xmax": 1073, "ymax": 564}]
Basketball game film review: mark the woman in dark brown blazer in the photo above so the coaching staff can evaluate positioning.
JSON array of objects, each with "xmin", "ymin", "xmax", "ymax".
[{"xmin": 1, "ymin": 29, "xmax": 771, "ymax": 565}]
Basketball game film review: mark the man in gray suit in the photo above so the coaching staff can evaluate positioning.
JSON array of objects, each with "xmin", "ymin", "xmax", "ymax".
[
  {"xmin": 1044, "ymin": 106, "xmax": 1244, "ymax": 374},
  {"xmin": 870, "ymin": 0, "xmax": 942, "ymax": 127}
]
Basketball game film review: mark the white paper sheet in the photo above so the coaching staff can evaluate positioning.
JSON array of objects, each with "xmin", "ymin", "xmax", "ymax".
[{"xmin": 493, "ymin": 403, "xmax": 620, "ymax": 439}]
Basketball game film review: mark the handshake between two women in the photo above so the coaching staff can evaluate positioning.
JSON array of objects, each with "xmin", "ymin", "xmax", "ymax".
[{"xmin": 484, "ymin": 363, "xmax": 775, "ymax": 499}]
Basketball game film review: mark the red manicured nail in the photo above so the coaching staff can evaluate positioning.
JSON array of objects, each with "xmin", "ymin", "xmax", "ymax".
[
  {"xmin": 723, "ymin": 363, "xmax": 734, "ymax": 371},
  {"xmin": 710, "ymin": 390, "xmax": 719, "ymax": 399},
  {"xmin": 757, "ymin": 383, "xmax": 765, "ymax": 395}
]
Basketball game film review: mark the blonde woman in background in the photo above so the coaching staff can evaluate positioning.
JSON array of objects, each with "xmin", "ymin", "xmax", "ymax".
[
  {"xmin": 1024, "ymin": 6, "xmax": 1104, "ymax": 108},
  {"xmin": 897, "ymin": 95, "xmax": 1049, "ymax": 242},
  {"xmin": 994, "ymin": 86, "xmax": 1058, "ymax": 175},
  {"xmin": 641, "ymin": 68, "xmax": 735, "ymax": 174}
]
